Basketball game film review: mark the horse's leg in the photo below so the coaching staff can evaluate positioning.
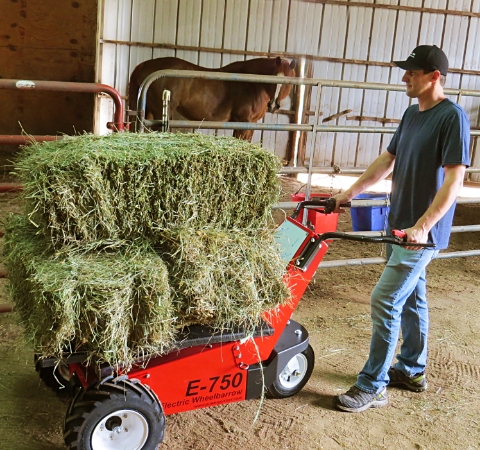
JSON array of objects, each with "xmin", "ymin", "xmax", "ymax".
[{"xmin": 233, "ymin": 129, "xmax": 255, "ymax": 142}]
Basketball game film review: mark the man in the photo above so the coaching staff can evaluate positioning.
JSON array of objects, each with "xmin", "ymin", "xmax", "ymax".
[{"xmin": 333, "ymin": 45, "xmax": 471, "ymax": 412}]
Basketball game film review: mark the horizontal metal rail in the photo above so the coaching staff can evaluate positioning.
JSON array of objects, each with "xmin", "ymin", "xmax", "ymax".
[
  {"xmin": 279, "ymin": 166, "xmax": 480, "ymax": 175},
  {"xmin": 320, "ymin": 249, "xmax": 480, "ymax": 268},
  {"xmin": 0, "ymin": 304, "xmax": 12, "ymax": 314},
  {"xmin": 138, "ymin": 69, "xmax": 480, "ymax": 95},
  {"xmin": 0, "ymin": 184, "xmax": 22, "ymax": 193},
  {"xmin": 0, "ymin": 135, "xmax": 64, "ymax": 146},
  {"xmin": 276, "ymin": 197, "xmax": 480, "ymax": 210},
  {"xmin": 149, "ymin": 119, "xmax": 480, "ymax": 137},
  {"xmin": 0, "ymin": 79, "xmax": 125, "ymax": 144},
  {"xmin": 137, "ymin": 70, "xmax": 480, "ymax": 136}
]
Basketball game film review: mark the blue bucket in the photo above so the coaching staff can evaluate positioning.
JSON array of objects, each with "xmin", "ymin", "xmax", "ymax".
[{"xmin": 351, "ymin": 193, "xmax": 389, "ymax": 231}]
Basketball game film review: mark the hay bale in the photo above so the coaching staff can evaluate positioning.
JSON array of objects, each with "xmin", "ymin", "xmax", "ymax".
[
  {"xmin": 2, "ymin": 215, "xmax": 175, "ymax": 368},
  {"xmin": 15, "ymin": 133, "xmax": 281, "ymax": 248},
  {"xmin": 5, "ymin": 133, "xmax": 290, "ymax": 367},
  {"xmin": 159, "ymin": 227, "xmax": 291, "ymax": 332}
]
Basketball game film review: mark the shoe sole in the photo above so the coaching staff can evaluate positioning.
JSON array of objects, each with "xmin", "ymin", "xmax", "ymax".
[
  {"xmin": 333, "ymin": 397, "xmax": 388, "ymax": 413},
  {"xmin": 388, "ymin": 380, "xmax": 427, "ymax": 393}
]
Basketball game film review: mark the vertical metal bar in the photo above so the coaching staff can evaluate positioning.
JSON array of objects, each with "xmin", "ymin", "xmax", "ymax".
[
  {"xmin": 301, "ymin": 81, "xmax": 324, "ymax": 226},
  {"xmin": 162, "ymin": 89, "xmax": 171, "ymax": 132},
  {"xmin": 305, "ymin": 82, "xmax": 323, "ymax": 203},
  {"xmin": 292, "ymin": 57, "xmax": 307, "ymax": 167}
]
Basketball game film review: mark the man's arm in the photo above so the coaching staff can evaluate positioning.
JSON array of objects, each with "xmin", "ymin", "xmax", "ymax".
[
  {"xmin": 404, "ymin": 164, "xmax": 466, "ymax": 249},
  {"xmin": 333, "ymin": 151, "xmax": 396, "ymax": 210}
]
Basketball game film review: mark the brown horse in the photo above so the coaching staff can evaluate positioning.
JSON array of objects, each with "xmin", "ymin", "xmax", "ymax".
[{"xmin": 128, "ymin": 56, "xmax": 296, "ymax": 140}]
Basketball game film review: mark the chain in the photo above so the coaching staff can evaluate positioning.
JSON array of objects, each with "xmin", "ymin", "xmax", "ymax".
[
  {"xmin": 330, "ymin": 165, "xmax": 341, "ymax": 196},
  {"xmin": 381, "ymin": 178, "xmax": 391, "ymax": 257}
]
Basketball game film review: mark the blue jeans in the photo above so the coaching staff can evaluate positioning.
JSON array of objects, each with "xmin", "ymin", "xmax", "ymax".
[{"xmin": 355, "ymin": 245, "xmax": 439, "ymax": 393}]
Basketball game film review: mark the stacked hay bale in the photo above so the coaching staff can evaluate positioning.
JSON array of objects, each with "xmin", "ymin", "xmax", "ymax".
[{"xmin": 3, "ymin": 133, "xmax": 290, "ymax": 369}]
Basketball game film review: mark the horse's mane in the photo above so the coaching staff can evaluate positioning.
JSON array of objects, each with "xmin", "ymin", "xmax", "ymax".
[{"xmin": 220, "ymin": 57, "xmax": 282, "ymax": 75}]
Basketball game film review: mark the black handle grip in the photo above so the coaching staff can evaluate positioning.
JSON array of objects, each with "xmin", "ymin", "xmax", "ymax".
[
  {"xmin": 291, "ymin": 198, "xmax": 351, "ymax": 219},
  {"xmin": 390, "ymin": 229, "xmax": 435, "ymax": 248}
]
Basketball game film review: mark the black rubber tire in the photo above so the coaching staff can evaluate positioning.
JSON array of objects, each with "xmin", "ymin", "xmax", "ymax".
[
  {"xmin": 36, "ymin": 359, "xmax": 74, "ymax": 398},
  {"xmin": 267, "ymin": 344, "xmax": 315, "ymax": 399},
  {"xmin": 63, "ymin": 376, "xmax": 165, "ymax": 450}
]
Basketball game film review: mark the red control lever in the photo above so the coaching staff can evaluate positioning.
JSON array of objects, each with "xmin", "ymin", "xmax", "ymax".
[{"xmin": 392, "ymin": 229, "xmax": 407, "ymax": 241}]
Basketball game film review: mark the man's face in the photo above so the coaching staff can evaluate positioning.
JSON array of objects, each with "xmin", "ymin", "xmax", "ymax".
[{"xmin": 401, "ymin": 69, "xmax": 435, "ymax": 98}]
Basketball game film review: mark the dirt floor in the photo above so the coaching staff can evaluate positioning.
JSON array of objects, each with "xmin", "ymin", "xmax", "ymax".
[{"xmin": 1, "ymin": 175, "xmax": 480, "ymax": 450}]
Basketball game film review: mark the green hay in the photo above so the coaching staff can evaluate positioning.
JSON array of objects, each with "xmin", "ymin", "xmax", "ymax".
[
  {"xmin": 159, "ymin": 227, "xmax": 291, "ymax": 332},
  {"xmin": 15, "ymin": 132, "xmax": 281, "ymax": 248},
  {"xmin": 5, "ymin": 132, "xmax": 291, "ymax": 368},
  {"xmin": 2, "ymin": 215, "xmax": 175, "ymax": 369}
]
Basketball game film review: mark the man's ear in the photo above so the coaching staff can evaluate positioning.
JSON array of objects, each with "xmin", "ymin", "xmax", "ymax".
[{"xmin": 431, "ymin": 70, "xmax": 441, "ymax": 82}]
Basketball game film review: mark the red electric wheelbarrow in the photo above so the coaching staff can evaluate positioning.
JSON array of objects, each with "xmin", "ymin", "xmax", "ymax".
[{"xmin": 34, "ymin": 198, "xmax": 432, "ymax": 450}]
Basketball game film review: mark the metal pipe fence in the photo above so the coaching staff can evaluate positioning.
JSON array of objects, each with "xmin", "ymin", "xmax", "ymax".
[
  {"xmin": 137, "ymin": 69, "xmax": 480, "ymax": 266},
  {"xmin": 0, "ymin": 79, "xmax": 126, "ymax": 142}
]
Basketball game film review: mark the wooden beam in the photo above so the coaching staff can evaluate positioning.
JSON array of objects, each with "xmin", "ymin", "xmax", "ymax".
[
  {"xmin": 322, "ymin": 109, "xmax": 352, "ymax": 123},
  {"xmin": 301, "ymin": 0, "xmax": 480, "ymax": 18},
  {"xmin": 346, "ymin": 116, "xmax": 401, "ymax": 124},
  {"xmin": 100, "ymin": 40, "xmax": 480, "ymax": 76}
]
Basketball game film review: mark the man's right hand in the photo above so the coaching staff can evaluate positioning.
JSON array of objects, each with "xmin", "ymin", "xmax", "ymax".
[{"xmin": 332, "ymin": 192, "xmax": 352, "ymax": 213}]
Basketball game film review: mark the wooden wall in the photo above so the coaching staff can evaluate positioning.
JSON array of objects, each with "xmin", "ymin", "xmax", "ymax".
[{"xmin": 0, "ymin": 0, "xmax": 98, "ymax": 178}]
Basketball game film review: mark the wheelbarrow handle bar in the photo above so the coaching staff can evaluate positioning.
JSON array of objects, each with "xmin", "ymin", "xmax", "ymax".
[
  {"xmin": 291, "ymin": 198, "xmax": 349, "ymax": 219},
  {"xmin": 290, "ymin": 199, "xmax": 435, "ymax": 248},
  {"xmin": 317, "ymin": 231, "xmax": 436, "ymax": 248}
]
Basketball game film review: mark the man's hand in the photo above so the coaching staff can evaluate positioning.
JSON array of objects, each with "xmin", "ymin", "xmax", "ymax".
[
  {"xmin": 402, "ymin": 226, "xmax": 430, "ymax": 250},
  {"xmin": 332, "ymin": 192, "xmax": 351, "ymax": 213}
]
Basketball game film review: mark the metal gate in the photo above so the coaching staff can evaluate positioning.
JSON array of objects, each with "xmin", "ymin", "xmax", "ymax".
[{"xmin": 134, "ymin": 68, "xmax": 480, "ymax": 266}]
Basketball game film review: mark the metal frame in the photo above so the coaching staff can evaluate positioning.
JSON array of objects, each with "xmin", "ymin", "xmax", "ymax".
[
  {"xmin": 136, "ymin": 69, "xmax": 480, "ymax": 266},
  {"xmin": 0, "ymin": 79, "xmax": 125, "ymax": 146}
]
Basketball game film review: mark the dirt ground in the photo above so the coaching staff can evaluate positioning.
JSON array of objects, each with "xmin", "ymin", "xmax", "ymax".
[{"xmin": 1, "ymin": 175, "xmax": 480, "ymax": 450}]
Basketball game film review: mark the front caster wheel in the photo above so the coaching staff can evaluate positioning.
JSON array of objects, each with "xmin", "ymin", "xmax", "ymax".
[
  {"xmin": 64, "ymin": 376, "xmax": 165, "ymax": 450},
  {"xmin": 35, "ymin": 356, "xmax": 74, "ymax": 398},
  {"xmin": 267, "ymin": 344, "xmax": 315, "ymax": 399}
]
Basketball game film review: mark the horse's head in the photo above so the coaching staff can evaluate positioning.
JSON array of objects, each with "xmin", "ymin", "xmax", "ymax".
[{"xmin": 267, "ymin": 57, "xmax": 296, "ymax": 113}]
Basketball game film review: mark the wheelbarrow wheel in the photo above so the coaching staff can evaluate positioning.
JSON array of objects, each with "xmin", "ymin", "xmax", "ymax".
[
  {"xmin": 35, "ymin": 357, "xmax": 73, "ymax": 398},
  {"xmin": 267, "ymin": 344, "xmax": 314, "ymax": 399},
  {"xmin": 63, "ymin": 376, "xmax": 165, "ymax": 450}
]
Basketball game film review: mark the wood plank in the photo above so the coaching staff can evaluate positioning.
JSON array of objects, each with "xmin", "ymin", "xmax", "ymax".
[{"xmin": 0, "ymin": 0, "xmax": 97, "ymax": 141}]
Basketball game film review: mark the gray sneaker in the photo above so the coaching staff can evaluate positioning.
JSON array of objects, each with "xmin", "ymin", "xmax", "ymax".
[
  {"xmin": 388, "ymin": 367, "xmax": 427, "ymax": 392},
  {"xmin": 334, "ymin": 385, "xmax": 388, "ymax": 413}
]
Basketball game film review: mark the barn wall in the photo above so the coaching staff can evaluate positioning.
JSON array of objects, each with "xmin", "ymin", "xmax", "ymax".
[
  {"xmin": 97, "ymin": 0, "xmax": 480, "ymax": 181},
  {"xmin": 0, "ymin": 0, "xmax": 98, "ymax": 178}
]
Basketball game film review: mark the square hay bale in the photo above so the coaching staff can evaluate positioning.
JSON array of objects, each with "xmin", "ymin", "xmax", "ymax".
[
  {"xmin": 159, "ymin": 227, "xmax": 291, "ymax": 332},
  {"xmin": 15, "ymin": 133, "xmax": 282, "ymax": 248},
  {"xmin": 2, "ymin": 215, "xmax": 175, "ymax": 368}
]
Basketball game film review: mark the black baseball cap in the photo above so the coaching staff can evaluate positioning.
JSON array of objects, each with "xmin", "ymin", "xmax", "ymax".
[{"xmin": 393, "ymin": 45, "xmax": 449, "ymax": 76}]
